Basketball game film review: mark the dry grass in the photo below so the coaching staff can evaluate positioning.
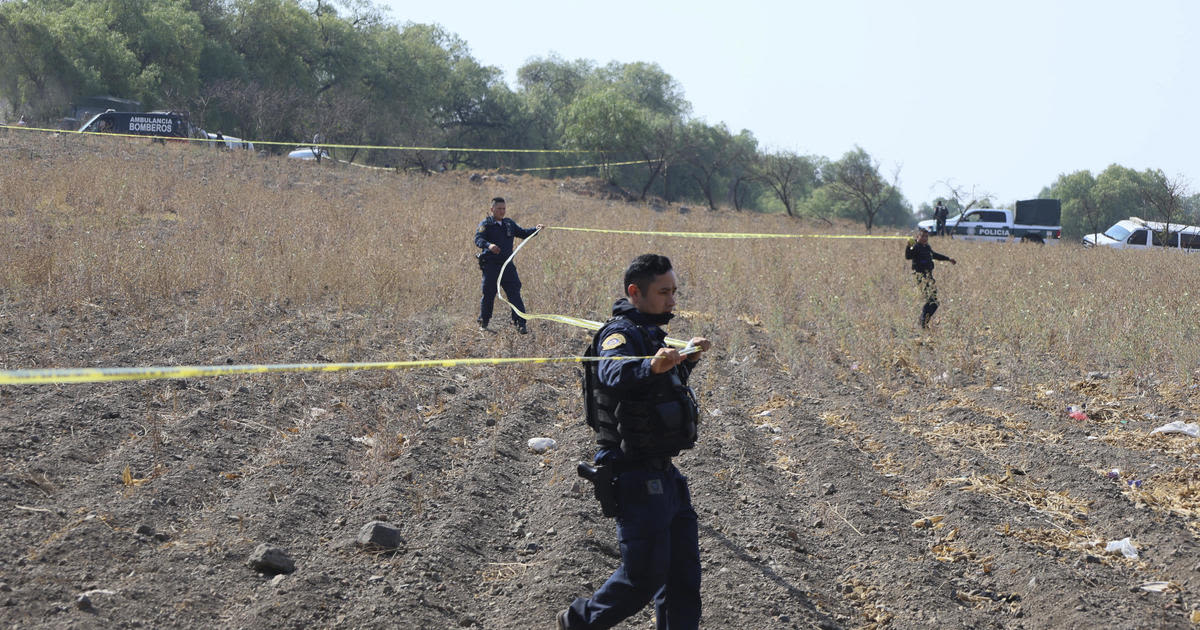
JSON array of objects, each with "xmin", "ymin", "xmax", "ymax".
[
  {"xmin": 3, "ymin": 129, "xmax": 1200, "ymax": 391},
  {"xmin": 952, "ymin": 472, "xmax": 1091, "ymax": 526}
]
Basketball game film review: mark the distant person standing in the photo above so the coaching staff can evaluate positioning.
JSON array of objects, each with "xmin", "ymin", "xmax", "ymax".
[
  {"xmin": 905, "ymin": 228, "xmax": 956, "ymax": 328},
  {"xmin": 474, "ymin": 197, "xmax": 542, "ymax": 333},
  {"xmin": 312, "ymin": 133, "xmax": 324, "ymax": 163},
  {"xmin": 934, "ymin": 200, "xmax": 949, "ymax": 237}
]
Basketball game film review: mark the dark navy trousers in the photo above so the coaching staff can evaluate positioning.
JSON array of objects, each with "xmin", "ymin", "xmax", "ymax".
[
  {"xmin": 565, "ymin": 465, "xmax": 701, "ymax": 630},
  {"xmin": 478, "ymin": 262, "xmax": 526, "ymax": 325},
  {"xmin": 916, "ymin": 270, "xmax": 939, "ymax": 325}
]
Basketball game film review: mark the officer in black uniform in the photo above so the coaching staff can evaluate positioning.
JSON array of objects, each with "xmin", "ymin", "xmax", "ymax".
[
  {"xmin": 934, "ymin": 200, "xmax": 949, "ymax": 236},
  {"xmin": 905, "ymin": 228, "xmax": 957, "ymax": 328},
  {"xmin": 558, "ymin": 254, "xmax": 712, "ymax": 630},
  {"xmin": 473, "ymin": 197, "xmax": 542, "ymax": 333}
]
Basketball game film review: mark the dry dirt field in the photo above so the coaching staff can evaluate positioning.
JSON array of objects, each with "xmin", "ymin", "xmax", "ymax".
[{"xmin": 1, "ymin": 130, "xmax": 1199, "ymax": 629}]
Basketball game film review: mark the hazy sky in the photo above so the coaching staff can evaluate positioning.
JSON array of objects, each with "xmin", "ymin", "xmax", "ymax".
[{"xmin": 383, "ymin": 0, "xmax": 1198, "ymax": 209}]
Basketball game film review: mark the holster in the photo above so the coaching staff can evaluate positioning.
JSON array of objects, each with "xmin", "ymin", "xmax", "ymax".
[{"xmin": 576, "ymin": 462, "xmax": 617, "ymax": 518}]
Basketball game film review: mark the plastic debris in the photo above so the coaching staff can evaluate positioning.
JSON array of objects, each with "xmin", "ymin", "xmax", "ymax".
[
  {"xmin": 1106, "ymin": 469, "xmax": 1120, "ymax": 480},
  {"xmin": 1066, "ymin": 405, "xmax": 1089, "ymax": 421},
  {"xmin": 1139, "ymin": 581, "xmax": 1172, "ymax": 593},
  {"xmin": 527, "ymin": 437, "xmax": 557, "ymax": 453},
  {"xmin": 1104, "ymin": 537, "xmax": 1138, "ymax": 559},
  {"xmin": 1126, "ymin": 479, "xmax": 1143, "ymax": 489},
  {"xmin": 1149, "ymin": 421, "xmax": 1200, "ymax": 437}
]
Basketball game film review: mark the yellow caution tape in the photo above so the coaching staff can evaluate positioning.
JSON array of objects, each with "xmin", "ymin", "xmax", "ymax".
[
  {"xmin": 0, "ymin": 354, "xmax": 658, "ymax": 386},
  {"xmin": 0, "ymin": 123, "xmax": 899, "ymax": 383},
  {"xmin": 511, "ymin": 159, "xmax": 645, "ymax": 172},
  {"xmin": 547, "ymin": 226, "xmax": 908, "ymax": 239},
  {"xmin": 0, "ymin": 123, "xmax": 585, "ymax": 153},
  {"xmin": 495, "ymin": 229, "xmax": 703, "ymax": 350},
  {"xmin": 492, "ymin": 225, "xmax": 901, "ymax": 347}
]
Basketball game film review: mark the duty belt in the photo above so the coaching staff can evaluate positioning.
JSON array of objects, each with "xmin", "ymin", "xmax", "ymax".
[{"xmin": 616, "ymin": 457, "xmax": 673, "ymax": 472}]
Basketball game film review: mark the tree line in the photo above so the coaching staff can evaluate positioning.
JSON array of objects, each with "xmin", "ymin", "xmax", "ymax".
[
  {"xmin": 0, "ymin": 0, "xmax": 917, "ymax": 227},
  {"xmin": 2, "ymin": 0, "xmax": 1194, "ymax": 232},
  {"xmin": 1039, "ymin": 166, "xmax": 1199, "ymax": 239}
]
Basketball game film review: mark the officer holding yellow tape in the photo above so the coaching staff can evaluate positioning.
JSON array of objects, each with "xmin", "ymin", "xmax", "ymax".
[
  {"xmin": 560, "ymin": 253, "xmax": 711, "ymax": 630},
  {"xmin": 475, "ymin": 197, "xmax": 542, "ymax": 334},
  {"xmin": 905, "ymin": 227, "xmax": 956, "ymax": 328}
]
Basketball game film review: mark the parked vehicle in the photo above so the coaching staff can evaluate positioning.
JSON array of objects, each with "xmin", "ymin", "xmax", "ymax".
[
  {"xmin": 917, "ymin": 199, "xmax": 1062, "ymax": 243},
  {"xmin": 287, "ymin": 146, "xmax": 331, "ymax": 161},
  {"xmin": 206, "ymin": 131, "xmax": 254, "ymax": 151},
  {"xmin": 61, "ymin": 96, "xmax": 142, "ymax": 131},
  {"xmin": 1082, "ymin": 217, "xmax": 1200, "ymax": 251},
  {"xmin": 77, "ymin": 110, "xmax": 204, "ymax": 140}
]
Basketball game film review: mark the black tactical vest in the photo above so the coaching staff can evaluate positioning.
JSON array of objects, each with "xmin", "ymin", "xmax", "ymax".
[{"xmin": 582, "ymin": 318, "xmax": 698, "ymax": 459}]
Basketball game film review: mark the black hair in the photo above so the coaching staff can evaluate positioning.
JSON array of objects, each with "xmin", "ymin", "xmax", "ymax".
[
  {"xmin": 491, "ymin": 197, "xmax": 505, "ymax": 205},
  {"xmin": 917, "ymin": 227, "xmax": 930, "ymax": 235},
  {"xmin": 623, "ymin": 254, "xmax": 673, "ymax": 296}
]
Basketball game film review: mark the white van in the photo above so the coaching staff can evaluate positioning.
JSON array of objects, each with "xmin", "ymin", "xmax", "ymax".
[
  {"xmin": 205, "ymin": 131, "xmax": 254, "ymax": 150},
  {"xmin": 1083, "ymin": 217, "xmax": 1200, "ymax": 251},
  {"xmin": 287, "ymin": 146, "xmax": 331, "ymax": 161}
]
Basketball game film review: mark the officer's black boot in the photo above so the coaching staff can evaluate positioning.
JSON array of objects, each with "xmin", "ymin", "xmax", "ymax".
[{"xmin": 477, "ymin": 318, "xmax": 488, "ymax": 331}]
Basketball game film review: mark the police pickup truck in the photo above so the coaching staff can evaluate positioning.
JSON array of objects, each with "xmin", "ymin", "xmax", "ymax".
[{"xmin": 918, "ymin": 199, "xmax": 1062, "ymax": 243}]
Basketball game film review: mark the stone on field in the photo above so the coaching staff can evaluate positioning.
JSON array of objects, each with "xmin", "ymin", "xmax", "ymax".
[
  {"xmin": 247, "ymin": 544, "xmax": 295, "ymax": 575},
  {"xmin": 356, "ymin": 521, "xmax": 403, "ymax": 549}
]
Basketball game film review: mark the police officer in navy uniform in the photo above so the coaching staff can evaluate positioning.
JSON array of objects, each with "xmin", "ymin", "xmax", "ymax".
[
  {"xmin": 559, "ymin": 253, "xmax": 712, "ymax": 630},
  {"xmin": 474, "ymin": 197, "xmax": 542, "ymax": 333},
  {"xmin": 933, "ymin": 200, "xmax": 949, "ymax": 237},
  {"xmin": 905, "ymin": 228, "xmax": 957, "ymax": 328}
]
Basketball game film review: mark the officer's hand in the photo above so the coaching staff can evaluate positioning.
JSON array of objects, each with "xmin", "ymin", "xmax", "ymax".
[
  {"xmin": 649, "ymin": 347, "xmax": 683, "ymax": 374},
  {"xmin": 488, "ymin": 244, "xmax": 500, "ymax": 254},
  {"xmin": 685, "ymin": 336, "xmax": 711, "ymax": 362},
  {"xmin": 535, "ymin": 224, "xmax": 544, "ymax": 231},
  {"xmin": 949, "ymin": 258, "xmax": 957, "ymax": 265}
]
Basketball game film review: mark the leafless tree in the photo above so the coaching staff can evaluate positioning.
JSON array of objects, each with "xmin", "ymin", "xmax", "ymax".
[
  {"xmin": 755, "ymin": 150, "xmax": 818, "ymax": 217},
  {"xmin": 826, "ymin": 148, "xmax": 899, "ymax": 232},
  {"xmin": 934, "ymin": 180, "xmax": 993, "ymax": 238},
  {"xmin": 1077, "ymin": 194, "xmax": 1105, "ymax": 242},
  {"xmin": 1137, "ymin": 171, "xmax": 1192, "ymax": 248},
  {"xmin": 635, "ymin": 119, "xmax": 682, "ymax": 201}
]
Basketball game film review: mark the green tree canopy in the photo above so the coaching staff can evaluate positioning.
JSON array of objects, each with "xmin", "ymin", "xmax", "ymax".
[
  {"xmin": 1041, "ymin": 165, "xmax": 1148, "ymax": 238},
  {"xmin": 559, "ymin": 87, "xmax": 649, "ymax": 182},
  {"xmin": 823, "ymin": 146, "xmax": 896, "ymax": 232}
]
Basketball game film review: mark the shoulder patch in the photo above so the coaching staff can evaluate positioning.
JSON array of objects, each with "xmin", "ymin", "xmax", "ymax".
[{"xmin": 600, "ymin": 333, "xmax": 626, "ymax": 351}]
